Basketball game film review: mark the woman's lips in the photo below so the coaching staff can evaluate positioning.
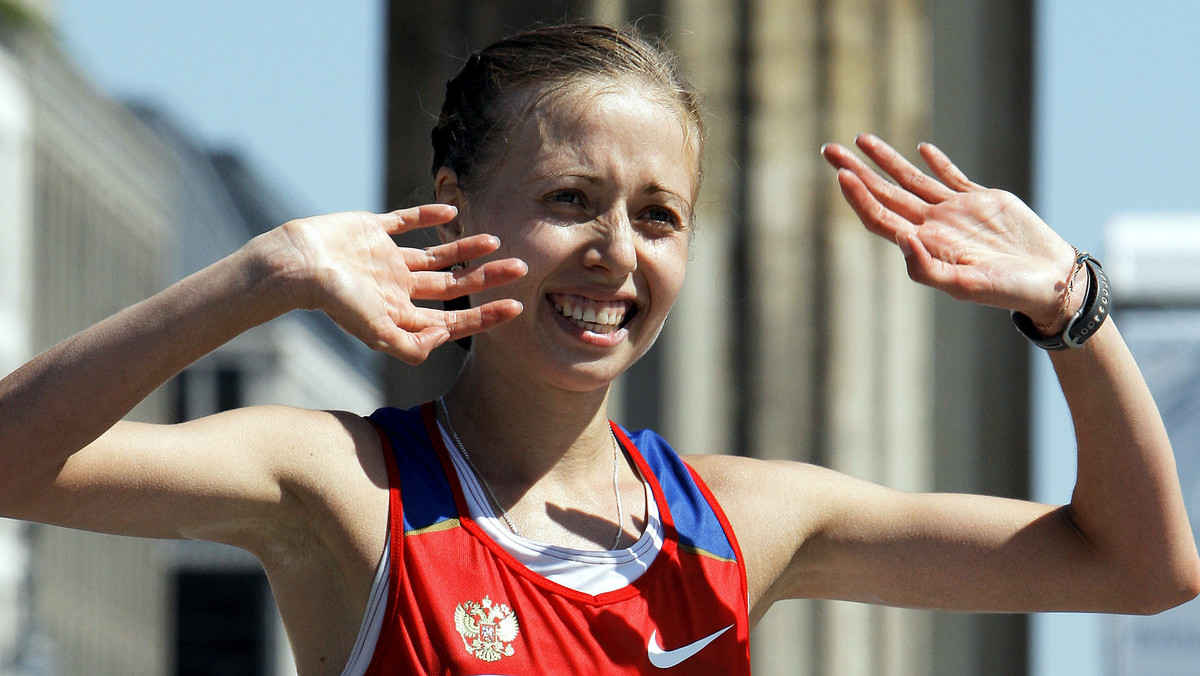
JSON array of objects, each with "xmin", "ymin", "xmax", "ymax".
[{"xmin": 547, "ymin": 293, "xmax": 634, "ymax": 335}]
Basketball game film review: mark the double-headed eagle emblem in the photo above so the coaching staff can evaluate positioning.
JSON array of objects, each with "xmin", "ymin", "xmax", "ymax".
[{"xmin": 453, "ymin": 596, "xmax": 520, "ymax": 662}]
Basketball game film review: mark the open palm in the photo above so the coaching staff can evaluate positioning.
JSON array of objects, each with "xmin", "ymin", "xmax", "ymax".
[
  {"xmin": 823, "ymin": 134, "xmax": 1076, "ymax": 328},
  {"xmin": 275, "ymin": 204, "xmax": 526, "ymax": 364}
]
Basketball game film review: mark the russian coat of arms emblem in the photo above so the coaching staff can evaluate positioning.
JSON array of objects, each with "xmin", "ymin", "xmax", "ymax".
[{"xmin": 453, "ymin": 595, "xmax": 520, "ymax": 662}]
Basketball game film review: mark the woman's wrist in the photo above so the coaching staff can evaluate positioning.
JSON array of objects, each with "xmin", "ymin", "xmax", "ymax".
[
  {"xmin": 1015, "ymin": 243, "xmax": 1082, "ymax": 335},
  {"xmin": 1013, "ymin": 252, "xmax": 1111, "ymax": 350},
  {"xmin": 1031, "ymin": 250, "xmax": 1088, "ymax": 337},
  {"xmin": 239, "ymin": 224, "xmax": 320, "ymax": 316}
]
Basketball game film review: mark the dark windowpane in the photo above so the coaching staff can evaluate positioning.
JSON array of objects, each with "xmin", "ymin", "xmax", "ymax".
[
  {"xmin": 216, "ymin": 367, "xmax": 242, "ymax": 412},
  {"xmin": 174, "ymin": 571, "xmax": 269, "ymax": 676}
]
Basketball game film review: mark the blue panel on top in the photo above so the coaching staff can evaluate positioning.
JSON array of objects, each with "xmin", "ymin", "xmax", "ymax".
[
  {"xmin": 368, "ymin": 406, "xmax": 458, "ymax": 533},
  {"xmin": 623, "ymin": 427, "xmax": 737, "ymax": 561}
]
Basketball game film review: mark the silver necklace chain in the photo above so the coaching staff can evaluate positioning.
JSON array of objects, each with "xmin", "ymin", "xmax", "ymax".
[{"xmin": 436, "ymin": 397, "xmax": 625, "ymax": 551}]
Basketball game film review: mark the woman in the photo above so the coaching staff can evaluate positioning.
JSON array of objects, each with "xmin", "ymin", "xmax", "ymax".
[{"xmin": 1, "ymin": 23, "xmax": 1197, "ymax": 675}]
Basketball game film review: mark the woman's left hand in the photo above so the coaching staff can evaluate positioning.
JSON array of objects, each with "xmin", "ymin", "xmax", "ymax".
[{"xmin": 822, "ymin": 134, "xmax": 1077, "ymax": 331}]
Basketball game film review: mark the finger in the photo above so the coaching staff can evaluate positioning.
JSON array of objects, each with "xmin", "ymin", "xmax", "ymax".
[
  {"xmin": 445, "ymin": 299, "xmax": 525, "ymax": 338},
  {"xmin": 917, "ymin": 142, "xmax": 985, "ymax": 192},
  {"xmin": 365, "ymin": 321, "xmax": 451, "ymax": 366},
  {"xmin": 411, "ymin": 258, "xmax": 528, "ymax": 301},
  {"xmin": 896, "ymin": 231, "xmax": 965, "ymax": 295},
  {"xmin": 836, "ymin": 169, "xmax": 918, "ymax": 242},
  {"xmin": 855, "ymin": 134, "xmax": 954, "ymax": 204},
  {"xmin": 896, "ymin": 230, "xmax": 944, "ymax": 287},
  {"xmin": 376, "ymin": 204, "xmax": 459, "ymax": 235},
  {"xmin": 823, "ymin": 142, "xmax": 930, "ymax": 224},
  {"xmin": 896, "ymin": 231, "xmax": 994, "ymax": 303},
  {"xmin": 401, "ymin": 233, "xmax": 504, "ymax": 272},
  {"xmin": 404, "ymin": 299, "xmax": 525, "ymax": 341}
]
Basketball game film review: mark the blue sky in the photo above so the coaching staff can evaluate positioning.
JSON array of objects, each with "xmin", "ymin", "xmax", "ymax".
[
  {"xmin": 56, "ymin": 0, "xmax": 386, "ymax": 216},
  {"xmin": 1036, "ymin": 1, "xmax": 1200, "ymax": 251},
  {"xmin": 54, "ymin": 2, "xmax": 1200, "ymax": 675}
]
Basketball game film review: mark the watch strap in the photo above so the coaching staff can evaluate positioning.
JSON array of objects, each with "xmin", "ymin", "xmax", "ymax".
[{"xmin": 1012, "ymin": 255, "xmax": 1110, "ymax": 351}]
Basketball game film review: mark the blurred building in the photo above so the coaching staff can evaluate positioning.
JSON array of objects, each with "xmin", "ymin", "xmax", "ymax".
[
  {"xmin": 1, "ymin": 6, "xmax": 175, "ymax": 672},
  {"xmin": 383, "ymin": 1, "xmax": 1033, "ymax": 675},
  {"xmin": 0, "ymin": 3, "xmax": 381, "ymax": 674}
]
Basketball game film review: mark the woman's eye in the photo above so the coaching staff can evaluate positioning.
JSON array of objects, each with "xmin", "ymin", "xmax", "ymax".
[
  {"xmin": 548, "ymin": 190, "xmax": 584, "ymax": 206},
  {"xmin": 642, "ymin": 206, "xmax": 681, "ymax": 229}
]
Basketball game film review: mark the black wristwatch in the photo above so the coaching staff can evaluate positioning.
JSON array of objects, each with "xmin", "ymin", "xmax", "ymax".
[{"xmin": 1011, "ymin": 254, "xmax": 1110, "ymax": 351}]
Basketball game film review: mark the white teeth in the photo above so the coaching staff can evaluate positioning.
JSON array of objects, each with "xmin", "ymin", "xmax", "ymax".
[{"xmin": 551, "ymin": 296, "xmax": 628, "ymax": 332}]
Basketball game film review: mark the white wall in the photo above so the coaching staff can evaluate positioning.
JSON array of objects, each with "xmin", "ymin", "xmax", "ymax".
[{"xmin": 0, "ymin": 46, "xmax": 34, "ymax": 675}]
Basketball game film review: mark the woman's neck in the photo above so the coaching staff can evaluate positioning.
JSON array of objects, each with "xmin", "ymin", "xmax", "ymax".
[
  {"xmin": 441, "ymin": 357, "xmax": 616, "ymax": 486},
  {"xmin": 440, "ymin": 352, "xmax": 648, "ymax": 551}
]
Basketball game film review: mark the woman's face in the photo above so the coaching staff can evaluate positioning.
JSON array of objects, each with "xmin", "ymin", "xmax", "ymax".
[{"xmin": 440, "ymin": 83, "xmax": 699, "ymax": 393}]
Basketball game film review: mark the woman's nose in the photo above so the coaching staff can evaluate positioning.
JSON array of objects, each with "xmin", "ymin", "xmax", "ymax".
[{"xmin": 585, "ymin": 211, "xmax": 638, "ymax": 275}]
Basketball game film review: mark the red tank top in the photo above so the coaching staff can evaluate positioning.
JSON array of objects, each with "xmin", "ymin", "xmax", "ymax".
[{"xmin": 363, "ymin": 403, "xmax": 751, "ymax": 674}]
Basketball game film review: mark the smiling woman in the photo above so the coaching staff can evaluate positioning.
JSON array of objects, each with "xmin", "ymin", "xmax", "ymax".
[
  {"xmin": 1, "ymin": 21, "xmax": 1198, "ymax": 676},
  {"xmin": 437, "ymin": 83, "xmax": 695, "ymax": 393}
]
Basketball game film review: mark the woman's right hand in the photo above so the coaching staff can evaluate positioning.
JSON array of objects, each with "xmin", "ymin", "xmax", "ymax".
[
  {"xmin": 261, "ymin": 204, "xmax": 527, "ymax": 364},
  {"xmin": 0, "ymin": 203, "xmax": 524, "ymax": 561}
]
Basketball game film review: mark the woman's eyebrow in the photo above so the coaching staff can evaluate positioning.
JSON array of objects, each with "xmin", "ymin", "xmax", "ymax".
[
  {"xmin": 644, "ymin": 183, "xmax": 694, "ymax": 212},
  {"xmin": 527, "ymin": 169, "xmax": 603, "ymax": 185}
]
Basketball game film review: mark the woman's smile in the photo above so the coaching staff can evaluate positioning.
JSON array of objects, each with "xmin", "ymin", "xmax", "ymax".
[
  {"xmin": 548, "ymin": 293, "xmax": 630, "ymax": 333},
  {"xmin": 545, "ymin": 292, "xmax": 639, "ymax": 348}
]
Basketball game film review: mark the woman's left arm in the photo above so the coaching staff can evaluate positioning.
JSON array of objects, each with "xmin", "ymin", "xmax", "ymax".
[
  {"xmin": 1045, "ymin": 317, "xmax": 1200, "ymax": 612},
  {"xmin": 711, "ymin": 136, "xmax": 1200, "ymax": 621},
  {"xmin": 823, "ymin": 134, "xmax": 1200, "ymax": 613}
]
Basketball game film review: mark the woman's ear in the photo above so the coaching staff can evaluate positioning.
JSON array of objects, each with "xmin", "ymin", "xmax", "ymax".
[{"xmin": 434, "ymin": 167, "xmax": 466, "ymax": 243}]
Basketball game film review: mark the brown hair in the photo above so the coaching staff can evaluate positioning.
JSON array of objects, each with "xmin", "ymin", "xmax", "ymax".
[{"xmin": 430, "ymin": 23, "xmax": 705, "ymax": 191}]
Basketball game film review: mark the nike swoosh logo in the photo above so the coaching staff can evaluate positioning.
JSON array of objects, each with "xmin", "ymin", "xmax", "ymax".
[{"xmin": 647, "ymin": 624, "xmax": 734, "ymax": 669}]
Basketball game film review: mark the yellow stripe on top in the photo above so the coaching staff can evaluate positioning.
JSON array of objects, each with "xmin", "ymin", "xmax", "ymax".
[
  {"xmin": 404, "ymin": 518, "xmax": 461, "ymax": 536},
  {"xmin": 678, "ymin": 543, "xmax": 737, "ymax": 563}
]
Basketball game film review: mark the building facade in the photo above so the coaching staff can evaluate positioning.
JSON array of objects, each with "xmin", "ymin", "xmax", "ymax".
[
  {"xmin": 2, "ymin": 12, "xmax": 176, "ymax": 673},
  {"xmin": 0, "ymin": 5, "xmax": 382, "ymax": 673}
]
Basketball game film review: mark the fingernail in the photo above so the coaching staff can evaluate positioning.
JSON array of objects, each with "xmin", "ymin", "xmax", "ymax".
[
  {"xmin": 896, "ymin": 233, "xmax": 913, "ymax": 257},
  {"xmin": 820, "ymin": 143, "xmax": 830, "ymax": 155}
]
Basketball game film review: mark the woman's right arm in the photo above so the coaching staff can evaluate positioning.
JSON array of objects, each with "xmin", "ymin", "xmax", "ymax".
[{"xmin": 0, "ymin": 205, "xmax": 525, "ymax": 541}]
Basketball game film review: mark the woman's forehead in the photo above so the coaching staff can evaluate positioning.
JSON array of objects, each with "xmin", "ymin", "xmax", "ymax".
[{"xmin": 508, "ymin": 86, "xmax": 701, "ymax": 194}]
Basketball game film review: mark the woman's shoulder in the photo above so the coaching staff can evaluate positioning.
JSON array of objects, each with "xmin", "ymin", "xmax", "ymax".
[
  {"xmin": 684, "ymin": 453, "xmax": 819, "ymax": 488},
  {"xmin": 682, "ymin": 453, "xmax": 844, "ymax": 535},
  {"xmin": 261, "ymin": 405, "xmax": 388, "ymax": 493},
  {"xmin": 217, "ymin": 404, "xmax": 383, "ymax": 475}
]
